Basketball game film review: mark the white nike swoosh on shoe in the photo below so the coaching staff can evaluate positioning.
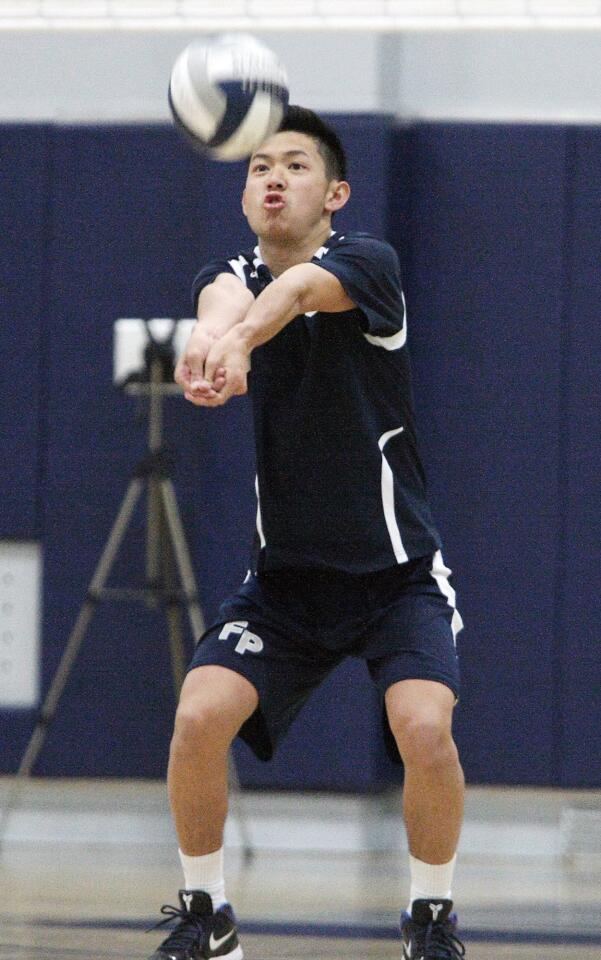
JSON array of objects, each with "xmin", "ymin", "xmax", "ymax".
[{"xmin": 209, "ymin": 929, "xmax": 235, "ymax": 951}]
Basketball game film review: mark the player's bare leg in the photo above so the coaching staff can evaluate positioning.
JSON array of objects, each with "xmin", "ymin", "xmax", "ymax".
[
  {"xmin": 386, "ymin": 678, "xmax": 463, "ymax": 862},
  {"xmin": 147, "ymin": 666, "xmax": 257, "ymax": 960},
  {"xmin": 168, "ymin": 664, "xmax": 259, "ymax": 854},
  {"xmin": 386, "ymin": 678, "xmax": 466, "ymax": 957}
]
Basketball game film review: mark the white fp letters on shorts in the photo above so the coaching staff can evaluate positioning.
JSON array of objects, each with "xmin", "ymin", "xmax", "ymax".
[{"xmin": 219, "ymin": 620, "xmax": 264, "ymax": 655}]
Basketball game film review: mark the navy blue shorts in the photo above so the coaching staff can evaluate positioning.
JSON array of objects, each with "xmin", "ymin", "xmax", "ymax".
[{"xmin": 188, "ymin": 552, "xmax": 462, "ymax": 763}]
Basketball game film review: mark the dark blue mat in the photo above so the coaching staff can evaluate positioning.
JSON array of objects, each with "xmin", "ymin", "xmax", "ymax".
[{"xmin": 34, "ymin": 918, "xmax": 601, "ymax": 946}]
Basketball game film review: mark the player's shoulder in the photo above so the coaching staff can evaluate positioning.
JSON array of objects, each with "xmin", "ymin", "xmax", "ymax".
[
  {"xmin": 324, "ymin": 230, "xmax": 399, "ymax": 264},
  {"xmin": 203, "ymin": 247, "xmax": 257, "ymax": 277},
  {"xmin": 192, "ymin": 246, "xmax": 260, "ymax": 307},
  {"xmin": 194, "ymin": 246, "xmax": 258, "ymax": 286},
  {"xmin": 224, "ymin": 247, "xmax": 260, "ymax": 271}
]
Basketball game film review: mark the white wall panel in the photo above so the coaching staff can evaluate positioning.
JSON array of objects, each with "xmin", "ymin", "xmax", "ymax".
[
  {"xmin": 1, "ymin": 28, "xmax": 601, "ymax": 121},
  {"xmin": 396, "ymin": 30, "xmax": 601, "ymax": 121},
  {"xmin": 0, "ymin": 30, "xmax": 380, "ymax": 119},
  {"xmin": 0, "ymin": 542, "xmax": 41, "ymax": 709}
]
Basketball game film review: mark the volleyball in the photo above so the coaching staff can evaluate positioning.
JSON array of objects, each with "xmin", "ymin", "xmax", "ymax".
[{"xmin": 168, "ymin": 34, "xmax": 289, "ymax": 162}]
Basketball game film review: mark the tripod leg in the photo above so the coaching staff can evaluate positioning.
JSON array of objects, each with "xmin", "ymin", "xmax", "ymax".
[
  {"xmin": 158, "ymin": 501, "xmax": 187, "ymax": 699},
  {"xmin": 228, "ymin": 751, "xmax": 254, "ymax": 862},
  {"xmin": 146, "ymin": 360, "xmax": 165, "ymax": 609},
  {"xmin": 146, "ymin": 475, "xmax": 161, "ymax": 609},
  {"xmin": 158, "ymin": 480, "xmax": 206, "ymax": 641},
  {"xmin": 164, "ymin": 596, "xmax": 187, "ymax": 698},
  {"xmin": 0, "ymin": 479, "xmax": 144, "ymax": 846}
]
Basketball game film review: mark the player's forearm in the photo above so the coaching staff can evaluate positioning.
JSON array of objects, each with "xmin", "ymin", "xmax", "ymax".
[
  {"xmin": 236, "ymin": 267, "xmax": 308, "ymax": 351},
  {"xmin": 195, "ymin": 278, "xmax": 255, "ymax": 339}
]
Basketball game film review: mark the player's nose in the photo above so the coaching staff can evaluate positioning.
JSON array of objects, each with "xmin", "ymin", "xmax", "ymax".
[{"xmin": 266, "ymin": 167, "xmax": 286, "ymax": 190}]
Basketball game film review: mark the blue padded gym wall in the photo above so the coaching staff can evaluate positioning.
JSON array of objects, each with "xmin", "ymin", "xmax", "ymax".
[
  {"xmin": 0, "ymin": 125, "xmax": 50, "ymax": 539},
  {"xmin": 0, "ymin": 126, "xmax": 50, "ymax": 769},
  {"xmin": 554, "ymin": 127, "xmax": 601, "ymax": 787},
  {"xmin": 390, "ymin": 123, "xmax": 566, "ymax": 786},
  {"xmin": 35, "ymin": 125, "xmax": 256, "ymax": 778},
  {"xmin": 1, "ymin": 117, "xmax": 599, "ymax": 789}
]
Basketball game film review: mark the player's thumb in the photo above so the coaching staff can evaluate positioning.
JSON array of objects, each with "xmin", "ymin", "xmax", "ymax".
[
  {"xmin": 186, "ymin": 348, "xmax": 208, "ymax": 389},
  {"xmin": 174, "ymin": 358, "xmax": 192, "ymax": 388}
]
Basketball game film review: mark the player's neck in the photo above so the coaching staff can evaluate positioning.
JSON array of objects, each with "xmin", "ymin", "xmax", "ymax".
[{"xmin": 258, "ymin": 224, "xmax": 333, "ymax": 277}]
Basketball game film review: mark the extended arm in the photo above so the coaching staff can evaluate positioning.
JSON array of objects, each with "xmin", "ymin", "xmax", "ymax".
[
  {"xmin": 175, "ymin": 273, "xmax": 254, "ymax": 402},
  {"xmin": 198, "ymin": 263, "xmax": 355, "ymax": 406}
]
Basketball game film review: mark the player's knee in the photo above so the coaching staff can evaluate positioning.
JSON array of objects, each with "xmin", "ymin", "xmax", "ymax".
[
  {"xmin": 390, "ymin": 713, "xmax": 457, "ymax": 769},
  {"xmin": 171, "ymin": 699, "xmax": 234, "ymax": 756},
  {"xmin": 170, "ymin": 666, "xmax": 258, "ymax": 758}
]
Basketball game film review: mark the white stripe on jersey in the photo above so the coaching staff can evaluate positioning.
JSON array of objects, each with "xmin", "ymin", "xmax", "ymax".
[
  {"xmin": 363, "ymin": 292, "xmax": 407, "ymax": 351},
  {"xmin": 304, "ymin": 243, "xmax": 327, "ymax": 317},
  {"xmin": 429, "ymin": 550, "xmax": 464, "ymax": 644},
  {"xmin": 378, "ymin": 427, "xmax": 409, "ymax": 564},
  {"xmin": 312, "ymin": 230, "xmax": 337, "ymax": 262},
  {"xmin": 305, "ymin": 231, "xmax": 338, "ymax": 317},
  {"xmin": 227, "ymin": 255, "xmax": 248, "ymax": 285},
  {"xmin": 255, "ymin": 475, "xmax": 266, "ymax": 548},
  {"xmin": 252, "ymin": 245, "xmax": 265, "ymax": 272}
]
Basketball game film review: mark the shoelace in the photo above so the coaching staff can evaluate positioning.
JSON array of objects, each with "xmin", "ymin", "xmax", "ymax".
[
  {"xmin": 417, "ymin": 919, "xmax": 466, "ymax": 959},
  {"xmin": 150, "ymin": 903, "xmax": 206, "ymax": 950}
]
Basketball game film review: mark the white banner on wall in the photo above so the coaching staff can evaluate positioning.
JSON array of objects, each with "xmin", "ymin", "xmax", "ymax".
[{"xmin": 0, "ymin": 541, "xmax": 41, "ymax": 709}]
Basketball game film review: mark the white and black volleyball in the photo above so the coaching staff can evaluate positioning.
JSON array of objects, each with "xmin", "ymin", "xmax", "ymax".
[{"xmin": 168, "ymin": 34, "xmax": 289, "ymax": 162}]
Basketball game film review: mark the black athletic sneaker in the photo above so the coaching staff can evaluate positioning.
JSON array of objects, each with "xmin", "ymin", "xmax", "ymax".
[
  {"xmin": 148, "ymin": 890, "xmax": 243, "ymax": 960},
  {"xmin": 400, "ymin": 898, "xmax": 465, "ymax": 959}
]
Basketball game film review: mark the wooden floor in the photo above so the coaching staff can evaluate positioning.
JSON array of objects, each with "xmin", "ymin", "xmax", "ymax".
[{"xmin": 1, "ymin": 780, "xmax": 600, "ymax": 960}]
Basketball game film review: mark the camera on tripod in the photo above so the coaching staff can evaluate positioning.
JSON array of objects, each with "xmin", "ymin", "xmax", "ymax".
[{"xmin": 113, "ymin": 318, "xmax": 196, "ymax": 388}]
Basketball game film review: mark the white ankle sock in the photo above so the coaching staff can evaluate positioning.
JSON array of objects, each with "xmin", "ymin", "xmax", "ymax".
[
  {"xmin": 178, "ymin": 847, "xmax": 226, "ymax": 910},
  {"xmin": 408, "ymin": 853, "xmax": 456, "ymax": 909}
]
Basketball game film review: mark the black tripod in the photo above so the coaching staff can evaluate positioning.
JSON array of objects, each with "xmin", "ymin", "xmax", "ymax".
[{"xmin": 1, "ymin": 337, "xmax": 252, "ymax": 856}]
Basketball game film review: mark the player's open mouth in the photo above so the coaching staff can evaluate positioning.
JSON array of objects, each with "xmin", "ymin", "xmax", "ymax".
[{"xmin": 264, "ymin": 193, "xmax": 285, "ymax": 209}]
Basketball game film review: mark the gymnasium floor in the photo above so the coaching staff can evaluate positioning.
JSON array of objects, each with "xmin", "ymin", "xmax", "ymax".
[{"xmin": 1, "ymin": 779, "xmax": 600, "ymax": 960}]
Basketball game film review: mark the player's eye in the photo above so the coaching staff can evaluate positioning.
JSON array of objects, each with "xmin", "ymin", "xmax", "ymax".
[
  {"xmin": 252, "ymin": 163, "xmax": 268, "ymax": 173},
  {"xmin": 289, "ymin": 162, "xmax": 305, "ymax": 170}
]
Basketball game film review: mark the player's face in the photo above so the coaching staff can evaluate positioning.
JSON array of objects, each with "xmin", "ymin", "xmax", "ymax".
[{"xmin": 242, "ymin": 131, "xmax": 339, "ymax": 242}]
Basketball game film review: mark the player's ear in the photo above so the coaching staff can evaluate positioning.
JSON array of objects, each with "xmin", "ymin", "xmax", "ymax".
[
  {"xmin": 241, "ymin": 187, "xmax": 248, "ymax": 215},
  {"xmin": 325, "ymin": 180, "xmax": 351, "ymax": 214}
]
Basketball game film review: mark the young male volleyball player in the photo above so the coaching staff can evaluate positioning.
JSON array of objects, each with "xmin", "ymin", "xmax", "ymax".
[{"xmin": 148, "ymin": 106, "xmax": 466, "ymax": 960}]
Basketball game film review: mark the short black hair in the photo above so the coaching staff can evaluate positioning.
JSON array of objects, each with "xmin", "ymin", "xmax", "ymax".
[{"xmin": 278, "ymin": 105, "xmax": 347, "ymax": 182}]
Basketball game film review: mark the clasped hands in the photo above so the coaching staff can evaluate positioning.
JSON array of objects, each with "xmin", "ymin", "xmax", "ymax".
[{"xmin": 174, "ymin": 326, "xmax": 251, "ymax": 407}]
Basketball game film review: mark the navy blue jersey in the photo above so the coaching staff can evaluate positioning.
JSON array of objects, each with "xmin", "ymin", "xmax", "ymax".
[{"xmin": 191, "ymin": 230, "xmax": 442, "ymax": 573}]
